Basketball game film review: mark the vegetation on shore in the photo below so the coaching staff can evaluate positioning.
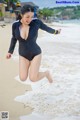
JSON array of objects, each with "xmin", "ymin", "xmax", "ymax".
[{"xmin": 38, "ymin": 6, "xmax": 80, "ymax": 20}]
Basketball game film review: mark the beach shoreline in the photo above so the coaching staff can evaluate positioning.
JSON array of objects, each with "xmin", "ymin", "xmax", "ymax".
[{"xmin": 0, "ymin": 21, "xmax": 80, "ymax": 120}]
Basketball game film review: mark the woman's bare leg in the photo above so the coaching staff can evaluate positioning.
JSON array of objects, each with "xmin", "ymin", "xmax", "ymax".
[
  {"xmin": 29, "ymin": 54, "xmax": 53, "ymax": 83},
  {"xmin": 19, "ymin": 56, "xmax": 30, "ymax": 81}
]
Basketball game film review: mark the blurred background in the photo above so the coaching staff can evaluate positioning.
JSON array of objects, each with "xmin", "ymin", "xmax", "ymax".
[{"xmin": 0, "ymin": 0, "xmax": 80, "ymax": 23}]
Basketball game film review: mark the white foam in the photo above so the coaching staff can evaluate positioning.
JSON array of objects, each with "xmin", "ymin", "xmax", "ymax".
[
  {"xmin": 51, "ymin": 115, "xmax": 80, "ymax": 120},
  {"xmin": 20, "ymin": 112, "xmax": 53, "ymax": 120},
  {"xmin": 20, "ymin": 113, "xmax": 80, "ymax": 120},
  {"xmin": 13, "ymin": 23, "xmax": 80, "ymax": 119},
  {"xmin": 15, "ymin": 51, "xmax": 80, "ymax": 117},
  {"xmin": 15, "ymin": 74, "xmax": 50, "ymax": 91}
]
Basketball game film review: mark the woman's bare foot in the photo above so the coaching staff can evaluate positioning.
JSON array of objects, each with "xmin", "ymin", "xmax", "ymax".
[{"xmin": 45, "ymin": 70, "xmax": 53, "ymax": 83}]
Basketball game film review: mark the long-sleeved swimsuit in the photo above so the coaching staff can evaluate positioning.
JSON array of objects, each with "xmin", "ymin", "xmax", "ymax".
[{"xmin": 8, "ymin": 19, "xmax": 55, "ymax": 61}]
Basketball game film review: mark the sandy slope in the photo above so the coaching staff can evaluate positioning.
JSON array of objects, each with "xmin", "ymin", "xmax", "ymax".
[{"xmin": 0, "ymin": 23, "xmax": 32, "ymax": 120}]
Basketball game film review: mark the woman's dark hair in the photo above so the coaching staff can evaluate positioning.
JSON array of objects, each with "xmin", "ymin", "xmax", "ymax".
[
  {"xmin": 16, "ymin": 5, "xmax": 34, "ymax": 20},
  {"xmin": 21, "ymin": 5, "xmax": 34, "ymax": 15},
  {"xmin": 16, "ymin": 13, "xmax": 22, "ymax": 20}
]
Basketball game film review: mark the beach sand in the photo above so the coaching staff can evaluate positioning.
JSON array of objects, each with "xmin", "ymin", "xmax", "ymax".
[
  {"xmin": 0, "ymin": 23, "xmax": 32, "ymax": 120},
  {"xmin": 0, "ymin": 21, "xmax": 80, "ymax": 120}
]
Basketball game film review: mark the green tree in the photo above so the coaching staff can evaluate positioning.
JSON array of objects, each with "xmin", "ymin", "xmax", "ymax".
[
  {"xmin": 38, "ymin": 8, "xmax": 54, "ymax": 19},
  {"xmin": 0, "ymin": 10, "xmax": 3, "ymax": 17}
]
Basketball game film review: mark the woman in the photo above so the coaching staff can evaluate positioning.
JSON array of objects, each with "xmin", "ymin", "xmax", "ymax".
[{"xmin": 6, "ymin": 5, "xmax": 61, "ymax": 83}]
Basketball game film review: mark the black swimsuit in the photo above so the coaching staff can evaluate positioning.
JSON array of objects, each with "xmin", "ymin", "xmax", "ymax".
[{"xmin": 8, "ymin": 19, "xmax": 55, "ymax": 61}]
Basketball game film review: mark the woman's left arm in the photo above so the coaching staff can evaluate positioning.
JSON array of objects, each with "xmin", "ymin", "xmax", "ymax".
[{"xmin": 39, "ymin": 19, "xmax": 61, "ymax": 34}]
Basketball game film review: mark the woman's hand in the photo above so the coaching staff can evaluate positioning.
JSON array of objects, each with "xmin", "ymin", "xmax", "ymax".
[
  {"xmin": 57, "ymin": 29, "xmax": 61, "ymax": 34},
  {"xmin": 6, "ymin": 53, "xmax": 12, "ymax": 59},
  {"xmin": 54, "ymin": 29, "xmax": 61, "ymax": 34}
]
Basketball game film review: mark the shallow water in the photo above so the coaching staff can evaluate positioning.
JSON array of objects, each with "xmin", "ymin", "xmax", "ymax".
[{"xmin": 13, "ymin": 23, "xmax": 80, "ymax": 120}]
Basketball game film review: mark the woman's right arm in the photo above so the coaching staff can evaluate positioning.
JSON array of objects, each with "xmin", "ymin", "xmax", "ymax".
[{"xmin": 6, "ymin": 23, "xmax": 17, "ymax": 59}]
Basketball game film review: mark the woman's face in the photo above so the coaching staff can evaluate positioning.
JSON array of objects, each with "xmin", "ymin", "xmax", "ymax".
[{"xmin": 21, "ymin": 12, "xmax": 34, "ymax": 25}]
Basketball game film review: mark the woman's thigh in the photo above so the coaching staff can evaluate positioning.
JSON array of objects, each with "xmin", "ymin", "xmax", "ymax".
[
  {"xmin": 29, "ymin": 54, "xmax": 42, "ymax": 79},
  {"xmin": 19, "ymin": 56, "xmax": 30, "ymax": 81}
]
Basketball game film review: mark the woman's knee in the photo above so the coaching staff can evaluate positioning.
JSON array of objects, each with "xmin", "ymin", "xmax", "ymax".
[
  {"xmin": 29, "ymin": 74, "xmax": 37, "ymax": 82},
  {"xmin": 19, "ymin": 74, "xmax": 28, "ymax": 81}
]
